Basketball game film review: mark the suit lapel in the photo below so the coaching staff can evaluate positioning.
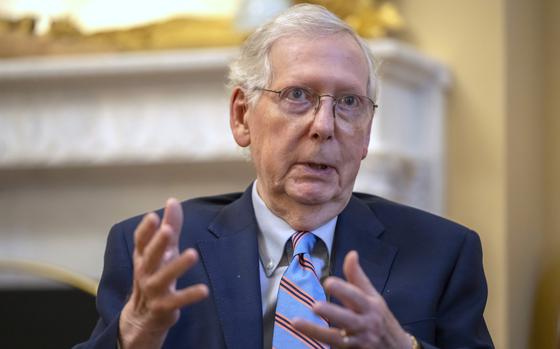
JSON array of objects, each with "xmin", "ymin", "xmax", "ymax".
[
  {"xmin": 197, "ymin": 187, "xmax": 263, "ymax": 349},
  {"xmin": 195, "ymin": 190, "xmax": 397, "ymax": 348},
  {"xmin": 331, "ymin": 196, "xmax": 398, "ymax": 294}
]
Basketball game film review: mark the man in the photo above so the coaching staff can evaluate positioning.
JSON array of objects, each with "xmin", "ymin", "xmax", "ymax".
[{"xmin": 77, "ymin": 4, "xmax": 493, "ymax": 349}]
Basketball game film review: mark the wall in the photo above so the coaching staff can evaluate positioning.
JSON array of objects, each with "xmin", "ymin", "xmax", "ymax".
[
  {"xmin": 395, "ymin": 1, "xmax": 508, "ymax": 346},
  {"xmin": 532, "ymin": 0, "xmax": 560, "ymax": 346},
  {"xmin": 505, "ymin": 1, "xmax": 544, "ymax": 349},
  {"xmin": 397, "ymin": 0, "xmax": 559, "ymax": 348}
]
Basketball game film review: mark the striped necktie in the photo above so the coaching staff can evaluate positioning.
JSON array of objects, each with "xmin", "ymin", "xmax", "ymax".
[{"xmin": 272, "ymin": 231, "xmax": 329, "ymax": 349}]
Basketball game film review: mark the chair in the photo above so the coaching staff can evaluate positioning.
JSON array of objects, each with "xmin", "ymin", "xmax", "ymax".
[{"xmin": 0, "ymin": 259, "xmax": 99, "ymax": 348}]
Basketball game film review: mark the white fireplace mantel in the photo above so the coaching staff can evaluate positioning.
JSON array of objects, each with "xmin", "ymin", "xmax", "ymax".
[
  {"xmin": 0, "ymin": 39, "xmax": 450, "ymax": 213},
  {"xmin": 0, "ymin": 39, "xmax": 450, "ymax": 286}
]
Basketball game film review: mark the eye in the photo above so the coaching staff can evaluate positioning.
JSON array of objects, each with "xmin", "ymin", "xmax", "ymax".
[
  {"xmin": 339, "ymin": 95, "xmax": 360, "ymax": 108},
  {"xmin": 283, "ymin": 87, "xmax": 311, "ymax": 102}
]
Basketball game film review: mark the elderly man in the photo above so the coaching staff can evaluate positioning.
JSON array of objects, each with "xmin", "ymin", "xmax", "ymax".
[{"xmin": 77, "ymin": 4, "xmax": 493, "ymax": 349}]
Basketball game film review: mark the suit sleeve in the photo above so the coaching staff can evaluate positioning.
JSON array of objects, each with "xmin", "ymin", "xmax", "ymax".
[
  {"xmin": 423, "ymin": 230, "xmax": 494, "ymax": 348},
  {"xmin": 73, "ymin": 222, "xmax": 135, "ymax": 349}
]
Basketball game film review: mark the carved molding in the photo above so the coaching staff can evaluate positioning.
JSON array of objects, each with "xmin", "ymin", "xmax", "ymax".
[{"xmin": 0, "ymin": 39, "xmax": 450, "ymax": 213}]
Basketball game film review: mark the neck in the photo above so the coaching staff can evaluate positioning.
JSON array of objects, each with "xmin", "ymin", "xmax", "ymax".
[{"xmin": 256, "ymin": 184, "xmax": 350, "ymax": 231}]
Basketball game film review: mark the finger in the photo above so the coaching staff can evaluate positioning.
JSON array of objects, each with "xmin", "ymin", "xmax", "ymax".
[
  {"xmin": 146, "ymin": 248, "xmax": 200, "ymax": 294},
  {"xmin": 174, "ymin": 283, "xmax": 209, "ymax": 307},
  {"xmin": 152, "ymin": 284, "xmax": 209, "ymax": 314},
  {"xmin": 161, "ymin": 198, "xmax": 183, "ymax": 247},
  {"xmin": 134, "ymin": 212, "xmax": 160, "ymax": 255},
  {"xmin": 143, "ymin": 224, "xmax": 173, "ymax": 274},
  {"xmin": 313, "ymin": 301, "xmax": 364, "ymax": 332},
  {"xmin": 343, "ymin": 251, "xmax": 378, "ymax": 295},
  {"xmin": 324, "ymin": 276, "xmax": 371, "ymax": 313},
  {"xmin": 292, "ymin": 318, "xmax": 353, "ymax": 348}
]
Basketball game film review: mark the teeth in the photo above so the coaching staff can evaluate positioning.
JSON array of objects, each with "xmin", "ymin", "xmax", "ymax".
[{"xmin": 308, "ymin": 163, "xmax": 328, "ymax": 170}]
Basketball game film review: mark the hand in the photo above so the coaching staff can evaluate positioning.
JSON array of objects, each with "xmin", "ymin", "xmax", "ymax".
[
  {"xmin": 119, "ymin": 198, "xmax": 209, "ymax": 349},
  {"xmin": 292, "ymin": 251, "xmax": 412, "ymax": 349}
]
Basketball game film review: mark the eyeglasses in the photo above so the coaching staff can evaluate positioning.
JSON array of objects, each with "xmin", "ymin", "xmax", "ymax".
[{"xmin": 256, "ymin": 86, "xmax": 378, "ymax": 123}]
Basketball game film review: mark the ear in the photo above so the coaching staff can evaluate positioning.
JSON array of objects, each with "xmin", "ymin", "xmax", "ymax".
[
  {"xmin": 230, "ymin": 86, "xmax": 251, "ymax": 147},
  {"xmin": 361, "ymin": 116, "xmax": 374, "ymax": 160}
]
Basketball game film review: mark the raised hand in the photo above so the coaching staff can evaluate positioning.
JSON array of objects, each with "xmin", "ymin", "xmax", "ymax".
[
  {"xmin": 293, "ymin": 251, "xmax": 413, "ymax": 349},
  {"xmin": 119, "ymin": 198, "xmax": 209, "ymax": 349}
]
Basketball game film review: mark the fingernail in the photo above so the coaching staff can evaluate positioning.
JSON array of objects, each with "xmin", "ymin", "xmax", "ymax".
[
  {"xmin": 323, "ymin": 277, "xmax": 335, "ymax": 287},
  {"xmin": 199, "ymin": 284, "xmax": 209, "ymax": 295}
]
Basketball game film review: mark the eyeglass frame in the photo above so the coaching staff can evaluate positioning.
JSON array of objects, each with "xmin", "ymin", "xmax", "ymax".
[{"xmin": 254, "ymin": 86, "xmax": 378, "ymax": 121}]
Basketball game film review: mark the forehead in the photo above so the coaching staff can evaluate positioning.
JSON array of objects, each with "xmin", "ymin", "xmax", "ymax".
[{"xmin": 268, "ymin": 33, "xmax": 369, "ymax": 93}]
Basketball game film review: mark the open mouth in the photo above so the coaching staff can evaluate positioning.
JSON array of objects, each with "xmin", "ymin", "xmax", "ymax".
[{"xmin": 307, "ymin": 162, "xmax": 330, "ymax": 170}]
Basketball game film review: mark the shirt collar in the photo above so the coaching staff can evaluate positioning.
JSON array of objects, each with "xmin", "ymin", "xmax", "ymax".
[{"xmin": 251, "ymin": 181, "xmax": 336, "ymax": 277}]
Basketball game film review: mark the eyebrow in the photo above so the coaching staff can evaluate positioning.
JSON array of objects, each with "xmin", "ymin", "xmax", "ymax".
[{"xmin": 278, "ymin": 83, "xmax": 367, "ymax": 96}]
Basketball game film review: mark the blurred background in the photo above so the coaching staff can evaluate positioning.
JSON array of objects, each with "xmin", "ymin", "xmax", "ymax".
[{"xmin": 0, "ymin": 0, "xmax": 558, "ymax": 348}]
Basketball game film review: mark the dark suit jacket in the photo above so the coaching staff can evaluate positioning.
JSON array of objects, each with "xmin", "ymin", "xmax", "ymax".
[{"xmin": 75, "ymin": 186, "xmax": 493, "ymax": 348}]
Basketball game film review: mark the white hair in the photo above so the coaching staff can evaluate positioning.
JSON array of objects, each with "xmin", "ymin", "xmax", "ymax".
[{"xmin": 227, "ymin": 3, "xmax": 378, "ymax": 104}]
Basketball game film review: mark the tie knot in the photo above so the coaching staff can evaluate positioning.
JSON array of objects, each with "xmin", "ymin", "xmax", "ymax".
[{"xmin": 291, "ymin": 231, "xmax": 316, "ymax": 256}]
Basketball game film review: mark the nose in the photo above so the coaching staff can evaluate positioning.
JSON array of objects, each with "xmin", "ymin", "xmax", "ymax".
[{"xmin": 309, "ymin": 96, "xmax": 335, "ymax": 141}]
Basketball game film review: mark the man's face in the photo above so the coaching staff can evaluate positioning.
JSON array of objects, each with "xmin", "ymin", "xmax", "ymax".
[{"xmin": 232, "ymin": 33, "xmax": 373, "ymax": 220}]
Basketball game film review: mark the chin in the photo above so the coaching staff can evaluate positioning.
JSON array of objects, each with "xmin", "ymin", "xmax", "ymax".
[{"xmin": 285, "ymin": 183, "xmax": 337, "ymax": 206}]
